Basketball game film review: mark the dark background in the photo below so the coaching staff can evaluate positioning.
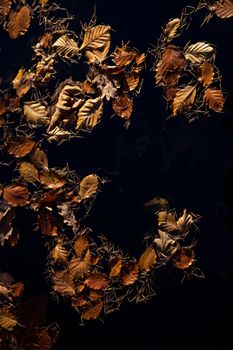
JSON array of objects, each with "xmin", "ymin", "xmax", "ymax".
[{"xmin": 1, "ymin": 0, "xmax": 233, "ymax": 348}]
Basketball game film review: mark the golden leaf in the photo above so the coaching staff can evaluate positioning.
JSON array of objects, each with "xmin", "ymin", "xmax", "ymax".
[
  {"xmin": 198, "ymin": 61, "xmax": 214, "ymax": 87},
  {"xmin": 172, "ymin": 247, "xmax": 195, "ymax": 269},
  {"xmin": 39, "ymin": 169, "xmax": 66, "ymax": 189},
  {"xmin": 3, "ymin": 184, "xmax": 28, "ymax": 207},
  {"xmin": 31, "ymin": 148, "xmax": 49, "ymax": 170},
  {"xmin": 139, "ymin": 247, "xmax": 157, "ymax": 272},
  {"xmin": 113, "ymin": 45, "xmax": 137, "ymax": 67},
  {"xmin": 172, "ymin": 85, "xmax": 196, "ymax": 115},
  {"xmin": 176, "ymin": 209, "xmax": 199, "ymax": 236},
  {"xmin": 109, "ymin": 257, "xmax": 122, "ymax": 278},
  {"xmin": 135, "ymin": 52, "xmax": 146, "ymax": 66},
  {"xmin": 84, "ymin": 272, "xmax": 109, "ymax": 290},
  {"xmin": 69, "ymin": 249, "xmax": 92, "ymax": 279},
  {"xmin": 72, "ymin": 295, "xmax": 88, "ymax": 308},
  {"xmin": 79, "ymin": 174, "xmax": 99, "ymax": 200},
  {"xmin": 85, "ymin": 41, "xmax": 110, "ymax": 63},
  {"xmin": 124, "ymin": 72, "xmax": 140, "ymax": 92},
  {"xmin": 74, "ymin": 235, "xmax": 89, "ymax": 258},
  {"xmin": 80, "ymin": 25, "xmax": 111, "ymax": 51},
  {"xmin": 23, "ymin": 101, "xmax": 49, "ymax": 126},
  {"xmin": 12, "ymin": 68, "xmax": 32, "ymax": 98},
  {"xmin": 77, "ymin": 97, "xmax": 103, "ymax": 130},
  {"xmin": 0, "ymin": 314, "xmax": 17, "ymax": 331},
  {"xmin": 8, "ymin": 6, "xmax": 31, "ymax": 39},
  {"xmin": 19, "ymin": 161, "xmax": 39, "ymax": 183},
  {"xmin": 81, "ymin": 301, "xmax": 102, "ymax": 321},
  {"xmin": 51, "ymin": 240, "xmax": 68, "ymax": 264},
  {"xmin": 0, "ymin": 0, "xmax": 12, "ymax": 16},
  {"xmin": 52, "ymin": 34, "xmax": 79, "ymax": 59},
  {"xmin": 164, "ymin": 18, "xmax": 181, "ymax": 39},
  {"xmin": 212, "ymin": 0, "xmax": 233, "ymax": 18},
  {"xmin": 39, "ymin": 0, "xmax": 49, "ymax": 5},
  {"xmin": 7, "ymin": 137, "xmax": 35, "ymax": 158},
  {"xmin": 185, "ymin": 42, "xmax": 215, "ymax": 64},
  {"xmin": 204, "ymin": 88, "xmax": 224, "ymax": 112},
  {"xmin": 121, "ymin": 261, "xmax": 139, "ymax": 286},
  {"xmin": 112, "ymin": 95, "xmax": 133, "ymax": 119},
  {"xmin": 157, "ymin": 210, "xmax": 177, "ymax": 232}
]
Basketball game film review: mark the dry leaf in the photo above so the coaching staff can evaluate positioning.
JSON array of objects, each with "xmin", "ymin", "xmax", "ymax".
[
  {"xmin": 72, "ymin": 295, "xmax": 88, "ymax": 308},
  {"xmin": 8, "ymin": 6, "xmax": 31, "ymax": 39},
  {"xmin": 52, "ymin": 35, "xmax": 79, "ymax": 59},
  {"xmin": 81, "ymin": 302, "xmax": 102, "ymax": 321},
  {"xmin": 0, "ymin": 0, "xmax": 12, "ymax": 16},
  {"xmin": 3, "ymin": 184, "xmax": 28, "ymax": 207},
  {"xmin": 172, "ymin": 85, "xmax": 196, "ymax": 115},
  {"xmin": 113, "ymin": 45, "xmax": 137, "ymax": 67},
  {"xmin": 212, "ymin": 0, "xmax": 233, "ymax": 18},
  {"xmin": 23, "ymin": 101, "xmax": 49, "ymax": 126},
  {"xmin": 157, "ymin": 210, "xmax": 177, "ymax": 232},
  {"xmin": 51, "ymin": 240, "xmax": 68, "ymax": 264},
  {"xmin": 12, "ymin": 68, "xmax": 32, "ymax": 97},
  {"xmin": 40, "ymin": 169, "xmax": 66, "ymax": 189},
  {"xmin": 7, "ymin": 137, "xmax": 35, "ymax": 158},
  {"xmin": 135, "ymin": 52, "xmax": 146, "ymax": 66},
  {"xmin": 85, "ymin": 42, "xmax": 110, "ymax": 63},
  {"xmin": 109, "ymin": 257, "xmax": 122, "ymax": 278},
  {"xmin": 164, "ymin": 18, "xmax": 181, "ymax": 39},
  {"xmin": 185, "ymin": 42, "xmax": 215, "ymax": 64},
  {"xmin": 139, "ymin": 246, "xmax": 157, "ymax": 272},
  {"xmin": 0, "ymin": 314, "xmax": 17, "ymax": 331},
  {"xmin": 176, "ymin": 209, "xmax": 198, "ymax": 236},
  {"xmin": 0, "ymin": 203, "xmax": 15, "ymax": 247},
  {"xmin": 112, "ymin": 95, "xmax": 133, "ymax": 119},
  {"xmin": 172, "ymin": 247, "xmax": 195, "ymax": 269},
  {"xmin": 165, "ymin": 87, "xmax": 178, "ymax": 104},
  {"xmin": 82, "ymin": 80, "xmax": 96, "ymax": 94},
  {"xmin": 198, "ymin": 61, "xmax": 214, "ymax": 87},
  {"xmin": 38, "ymin": 207, "xmax": 58, "ymax": 236},
  {"xmin": 19, "ymin": 162, "xmax": 39, "ymax": 183},
  {"xmin": 85, "ymin": 272, "xmax": 109, "ymax": 290},
  {"xmin": 124, "ymin": 72, "xmax": 140, "ymax": 92},
  {"xmin": 79, "ymin": 174, "xmax": 99, "ymax": 200},
  {"xmin": 12, "ymin": 282, "xmax": 24, "ymax": 298},
  {"xmin": 89, "ymin": 290, "xmax": 102, "ymax": 301},
  {"xmin": 74, "ymin": 235, "xmax": 89, "ymax": 258},
  {"xmin": 53, "ymin": 270, "xmax": 76, "ymax": 297},
  {"xmin": 204, "ymin": 88, "xmax": 224, "ymax": 112},
  {"xmin": 154, "ymin": 230, "xmax": 178, "ymax": 260},
  {"xmin": 77, "ymin": 97, "xmax": 103, "ymax": 130},
  {"xmin": 69, "ymin": 250, "xmax": 92, "ymax": 279},
  {"xmin": 31, "ymin": 148, "xmax": 48, "ymax": 170},
  {"xmin": 121, "ymin": 261, "xmax": 139, "ymax": 286}
]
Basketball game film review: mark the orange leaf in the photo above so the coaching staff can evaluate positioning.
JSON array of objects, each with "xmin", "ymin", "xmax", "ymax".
[
  {"xmin": 39, "ymin": 169, "xmax": 66, "ymax": 189},
  {"xmin": 3, "ymin": 184, "xmax": 28, "ymax": 207},
  {"xmin": 121, "ymin": 261, "xmax": 139, "ymax": 286},
  {"xmin": 112, "ymin": 95, "xmax": 133, "ymax": 119},
  {"xmin": 12, "ymin": 68, "xmax": 32, "ymax": 97},
  {"xmin": 204, "ymin": 88, "xmax": 224, "ymax": 112},
  {"xmin": 12, "ymin": 282, "xmax": 24, "ymax": 298},
  {"xmin": 38, "ymin": 207, "xmax": 58, "ymax": 236},
  {"xmin": 74, "ymin": 235, "xmax": 89, "ymax": 258},
  {"xmin": 84, "ymin": 272, "xmax": 109, "ymax": 290},
  {"xmin": 109, "ymin": 257, "xmax": 122, "ymax": 278},
  {"xmin": 198, "ymin": 61, "xmax": 214, "ymax": 87},
  {"xmin": 113, "ymin": 45, "xmax": 137, "ymax": 67},
  {"xmin": 8, "ymin": 6, "xmax": 31, "ymax": 39},
  {"xmin": 172, "ymin": 247, "xmax": 195, "ymax": 269},
  {"xmin": 139, "ymin": 246, "xmax": 157, "ymax": 272},
  {"xmin": 81, "ymin": 302, "xmax": 102, "ymax": 321},
  {"xmin": 0, "ymin": 0, "xmax": 12, "ymax": 16},
  {"xmin": 7, "ymin": 137, "xmax": 35, "ymax": 158}
]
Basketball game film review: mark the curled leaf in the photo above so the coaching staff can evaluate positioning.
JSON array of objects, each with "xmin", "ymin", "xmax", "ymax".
[
  {"xmin": 164, "ymin": 18, "xmax": 181, "ymax": 39},
  {"xmin": 172, "ymin": 247, "xmax": 195, "ymax": 269},
  {"xmin": 185, "ymin": 42, "xmax": 215, "ymax": 64},
  {"xmin": 172, "ymin": 85, "xmax": 196, "ymax": 115},
  {"xmin": 198, "ymin": 61, "xmax": 214, "ymax": 87},
  {"xmin": 139, "ymin": 246, "xmax": 157, "ymax": 272},
  {"xmin": 52, "ymin": 35, "xmax": 79, "ymax": 59},
  {"xmin": 12, "ymin": 68, "xmax": 32, "ymax": 98},
  {"xmin": 112, "ymin": 95, "xmax": 133, "ymax": 119},
  {"xmin": 23, "ymin": 101, "xmax": 49, "ymax": 126},
  {"xmin": 113, "ymin": 45, "xmax": 137, "ymax": 67}
]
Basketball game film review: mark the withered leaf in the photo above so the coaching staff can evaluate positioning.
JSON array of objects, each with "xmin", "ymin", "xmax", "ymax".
[
  {"xmin": 165, "ymin": 87, "xmax": 178, "ymax": 104},
  {"xmin": 40, "ymin": 169, "xmax": 66, "ymax": 189},
  {"xmin": 82, "ymin": 80, "xmax": 96, "ymax": 94},
  {"xmin": 74, "ymin": 235, "xmax": 89, "ymax": 258},
  {"xmin": 72, "ymin": 295, "xmax": 88, "ymax": 308},
  {"xmin": 53, "ymin": 270, "xmax": 75, "ymax": 297},
  {"xmin": 77, "ymin": 97, "xmax": 103, "ymax": 130},
  {"xmin": 12, "ymin": 282, "xmax": 24, "ymax": 298},
  {"xmin": 0, "ymin": 314, "xmax": 17, "ymax": 331},
  {"xmin": 172, "ymin": 85, "xmax": 196, "ymax": 115},
  {"xmin": 89, "ymin": 290, "xmax": 102, "ymax": 301},
  {"xmin": 172, "ymin": 247, "xmax": 195, "ymax": 269},
  {"xmin": 38, "ymin": 207, "xmax": 58, "ymax": 236},
  {"xmin": 212, "ymin": 0, "xmax": 233, "ymax": 19},
  {"xmin": 51, "ymin": 240, "xmax": 68, "ymax": 264},
  {"xmin": 154, "ymin": 230, "xmax": 177, "ymax": 260},
  {"xmin": 113, "ymin": 45, "xmax": 137, "ymax": 67},
  {"xmin": 139, "ymin": 246, "xmax": 157, "ymax": 272},
  {"xmin": 52, "ymin": 34, "xmax": 79, "ymax": 59},
  {"xmin": 198, "ymin": 61, "xmax": 214, "ymax": 87},
  {"xmin": 19, "ymin": 162, "xmax": 39, "ymax": 183},
  {"xmin": 79, "ymin": 174, "xmax": 99, "ymax": 200},
  {"xmin": 124, "ymin": 72, "xmax": 140, "ymax": 92},
  {"xmin": 0, "ymin": 203, "xmax": 15, "ymax": 247},
  {"xmin": 204, "ymin": 88, "xmax": 224, "ymax": 112},
  {"xmin": 7, "ymin": 137, "xmax": 35, "ymax": 158},
  {"xmin": 164, "ymin": 18, "xmax": 181, "ymax": 39},
  {"xmin": 84, "ymin": 272, "xmax": 109, "ymax": 290},
  {"xmin": 121, "ymin": 261, "xmax": 139, "ymax": 286},
  {"xmin": 185, "ymin": 42, "xmax": 215, "ymax": 64},
  {"xmin": 81, "ymin": 302, "xmax": 102, "ymax": 321},
  {"xmin": 12, "ymin": 68, "xmax": 32, "ymax": 97},
  {"xmin": 112, "ymin": 95, "xmax": 133, "ymax": 119},
  {"xmin": 23, "ymin": 101, "xmax": 49, "ymax": 126},
  {"xmin": 3, "ymin": 184, "xmax": 28, "ymax": 207},
  {"xmin": 109, "ymin": 257, "xmax": 122, "ymax": 278},
  {"xmin": 176, "ymin": 209, "xmax": 199, "ymax": 236},
  {"xmin": 157, "ymin": 210, "xmax": 177, "ymax": 232},
  {"xmin": 69, "ymin": 250, "xmax": 92, "ymax": 279},
  {"xmin": 85, "ymin": 42, "xmax": 110, "ymax": 63},
  {"xmin": 8, "ymin": 6, "xmax": 31, "ymax": 39},
  {"xmin": 135, "ymin": 52, "xmax": 146, "ymax": 66},
  {"xmin": 0, "ymin": 0, "xmax": 12, "ymax": 16},
  {"xmin": 31, "ymin": 148, "xmax": 48, "ymax": 170}
]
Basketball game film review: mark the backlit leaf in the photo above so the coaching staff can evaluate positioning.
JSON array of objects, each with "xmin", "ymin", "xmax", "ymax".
[
  {"xmin": 185, "ymin": 42, "xmax": 215, "ymax": 64},
  {"xmin": 204, "ymin": 88, "xmax": 224, "ymax": 112},
  {"xmin": 212, "ymin": 0, "xmax": 233, "ymax": 18},
  {"xmin": 8, "ymin": 6, "xmax": 31, "ymax": 39},
  {"xmin": 139, "ymin": 247, "xmax": 157, "ymax": 272},
  {"xmin": 3, "ymin": 184, "xmax": 28, "ymax": 207},
  {"xmin": 52, "ymin": 35, "xmax": 79, "ymax": 59},
  {"xmin": 172, "ymin": 85, "xmax": 196, "ymax": 115},
  {"xmin": 198, "ymin": 61, "xmax": 214, "ymax": 87}
]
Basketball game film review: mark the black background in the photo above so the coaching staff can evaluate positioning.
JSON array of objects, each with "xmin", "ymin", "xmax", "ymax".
[{"xmin": 1, "ymin": 0, "xmax": 233, "ymax": 348}]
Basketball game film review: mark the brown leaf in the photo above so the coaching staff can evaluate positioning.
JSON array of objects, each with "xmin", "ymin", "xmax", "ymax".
[
  {"xmin": 172, "ymin": 247, "xmax": 195, "ymax": 269},
  {"xmin": 112, "ymin": 95, "xmax": 133, "ymax": 119},
  {"xmin": 184, "ymin": 42, "xmax": 214, "ymax": 65},
  {"xmin": 53, "ymin": 270, "xmax": 76, "ymax": 297},
  {"xmin": 124, "ymin": 71, "xmax": 140, "ymax": 92},
  {"xmin": 82, "ymin": 80, "xmax": 96, "ymax": 94},
  {"xmin": 79, "ymin": 174, "xmax": 99, "ymax": 200},
  {"xmin": 109, "ymin": 257, "xmax": 122, "ymax": 278},
  {"xmin": 51, "ymin": 240, "xmax": 68, "ymax": 264},
  {"xmin": 212, "ymin": 0, "xmax": 233, "ymax": 19},
  {"xmin": 135, "ymin": 52, "xmax": 146, "ymax": 66},
  {"xmin": 3, "ymin": 184, "xmax": 28, "ymax": 207},
  {"xmin": 89, "ymin": 290, "xmax": 102, "ymax": 301},
  {"xmin": 198, "ymin": 61, "xmax": 214, "ymax": 87},
  {"xmin": 72, "ymin": 295, "xmax": 88, "ymax": 308},
  {"xmin": 113, "ymin": 45, "xmax": 137, "ymax": 67},
  {"xmin": 156, "ymin": 46, "xmax": 185, "ymax": 86},
  {"xmin": 0, "ymin": 314, "xmax": 17, "ymax": 331},
  {"xmin": 139, "ymin": 246, "xmax": 157, "ymax": 272},
  {"xmin": 31, "ymin": 148, "xmax": 48, "ymax": 170},
  {"xmin": 74, "ymin": 235, "xmax": 89, "ymax": 258},
  {"xmin": 38, "ymin": 207, "xmax": 58, "ymax": 236},
  {"xmin": 121, "ymin": 261, "xmax": 139, "ymax": 286},
  {"xmin": 165, "ymin": 87, "xmax": 178, "ymax": 104},
  {"xmin": 19, "ymin": 162, "xmax": 39, "ymax": 183},
  {"xmin": 12, "ymin": 282, "xmax": 24, "ymax": 298},
  {"xmin": 39, "ymin": 169, "xmax": 66, "ymax": 189},
  {"xmin": 7, "ymin": 137, "xmax": 35, "ymax": 158},
  {"xmin": 77, "ymin": 97, "xmax": 103, "ymax": 130},
  {"xmin": 8, "ymin": 6, "xmax": 31, "ymax": 39},
  {"xmin": 204, "ymin": 88, "xmax": 224, "ymax": 112},
  {"xmin": 84, "ymin": 272, "xmax": 109, "ymax": 290},
  {"xmin": 164, "ymin": 18, "xmax": 181, "ymax": 39},
  {"xmin": 81, "ymin": 302, "xmax": 102, "ymax": 321},
  {"xmin": 0, "ymin": 0, "xmax": 12, "ymax": 16},
  {"xmin": 172, "ymin": 85, "xmax": 196, "ymax": 115},
  {"xmin": 69, "ymin": 249, "xmax": 92, "ymax": 279},
  {"xmin": 12, "ymin": 68, "xmax": 31, "ymax": 97}
]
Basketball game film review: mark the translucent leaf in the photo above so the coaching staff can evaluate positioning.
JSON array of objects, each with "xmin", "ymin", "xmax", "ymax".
[
  {"xmin": 77, "ymin": 97, "xmax": 103, "ymax": 130},
  {"xmin": 19, "ymin": 161, "xmax": 39, "ymax": 183},
  {"xmin": 52, "ymin": 35, "xmax": 79, "ymax": 59},
  {"xmin": 172, "ymin": 85, "xmax": 196, "ymax": 115},
  {"xmin": 198, "ymin": 61, "xmax": 214, "ymax": 87},
  {"xmin": 23, "ymin": 101, "xmax": 49, "ymax": 126},
  {"xmin": 139, "ymin": 247, "xmax": 157, "ymax": 272},
  {"xmin": 212, "ymin": 0, "xmax": 233, "ymax": 18},
  {"xmin": 8, "ymin": 6, "xmax": 31, "ymax": 39},
  {"xmin": 113, "ymin": 45, "xmax": 137, "ymax": 67},
  {"xmin": 204, "ymin": 88, "xmax": 224, "ymax": 112},
  {"xmin": 185, "ymin": 42, "xmax": 215, "ymax": 64},
  {"xmin": 3, "ymin": 184, "xmax": 28, "ymax": 207},
  {"xmin": 79, "ymin": 174, "xmax": 99, "ymax": 200},
  {"xmin": 164, "ymin": 18, "xmax": 181, "ymax": 39},
  {"xmin": 80, "ymin": 25, "xmax": 111, "ymax": 51}
]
